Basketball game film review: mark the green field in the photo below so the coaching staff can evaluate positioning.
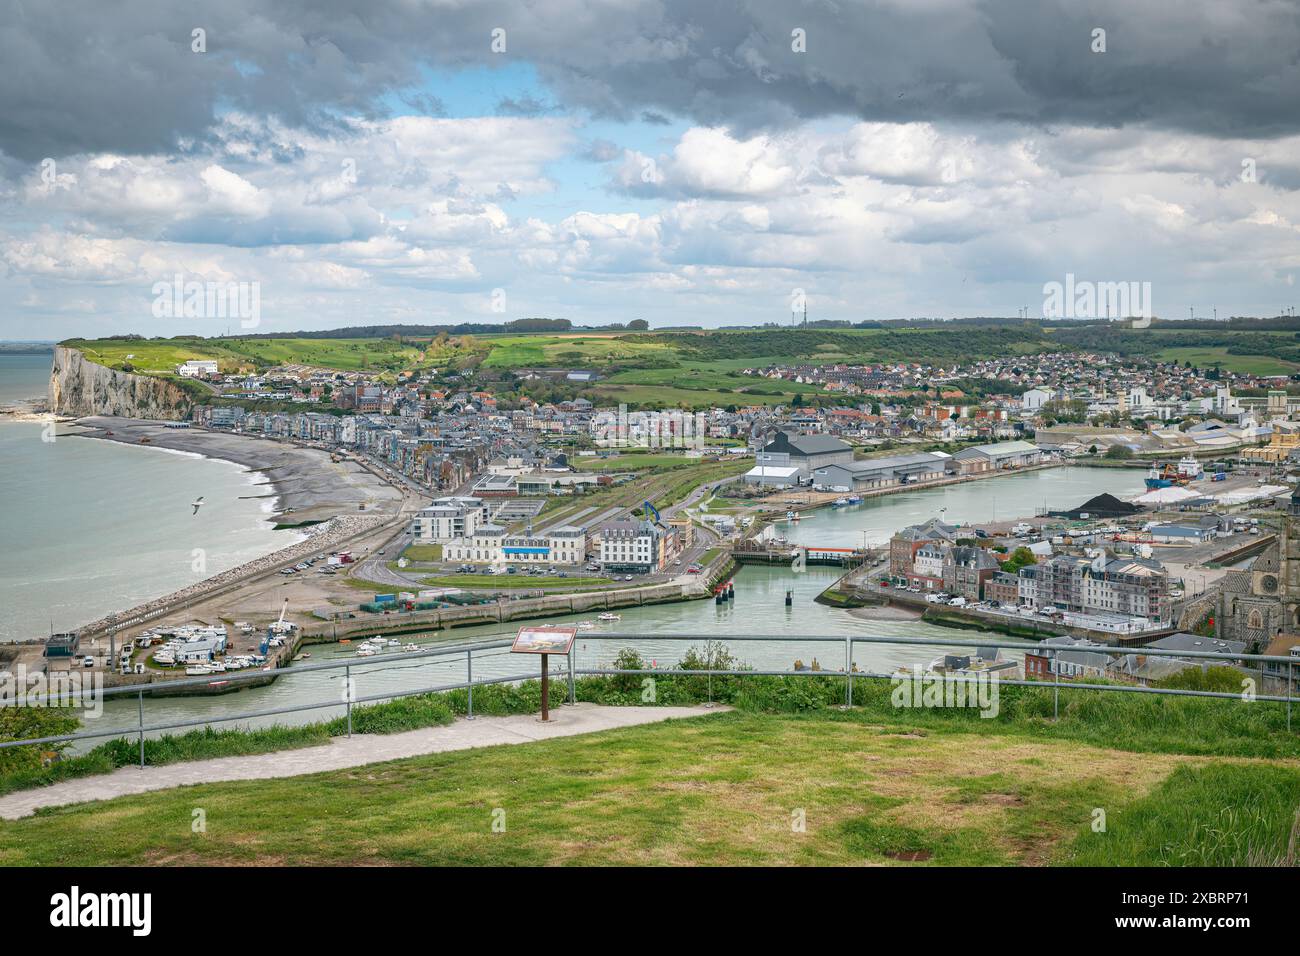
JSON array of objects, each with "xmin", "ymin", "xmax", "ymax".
[
  {"xmin": 63, "ymin": 336, "xmax": 437, "ymax": 375},
  {"xmin": 479, "ymin": 333, "xmax": 680, "ymax": 369},
  {"xmin": 572, "ymin": 452, "xmax": 706, "ymax": 472},
  {"xmin": 67, "ymin": 338, "xmax": 236, "ymax": 374},
  {"xmin": 1153, "ymin": 346, "xmax": 1299, "ymax": 376},
  {"xmin": 2, "ymin": 695, "xmax": 1298, "ymax": 866}
]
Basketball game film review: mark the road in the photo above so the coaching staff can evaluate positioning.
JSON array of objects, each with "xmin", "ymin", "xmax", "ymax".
[{"xmin": 348, "ymin": 464, "xmax": 739, "ymax": 594}]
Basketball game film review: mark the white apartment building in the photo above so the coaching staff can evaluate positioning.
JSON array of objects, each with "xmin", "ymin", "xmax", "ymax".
[
  {"xmin": 411, "ymin": 497, "xmax": 489, "ymax": 542},
  {"xmin": 442, "ymin": 524, "xmax": 588, "ymax": 565},
  {"xmin": 598, "ymin": 519, "xmax": 664, "ymax": 573}
]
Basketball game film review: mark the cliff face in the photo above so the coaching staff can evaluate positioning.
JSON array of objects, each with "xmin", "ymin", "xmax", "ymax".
[{"xmin": 48, "ymin": 346, "xmax": 191, "ymax": 420}]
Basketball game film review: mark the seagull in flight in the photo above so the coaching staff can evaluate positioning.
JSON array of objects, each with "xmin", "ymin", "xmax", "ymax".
[{"xmin": 191, "ymin": 496, "xmax": 205, "ymax": 515}]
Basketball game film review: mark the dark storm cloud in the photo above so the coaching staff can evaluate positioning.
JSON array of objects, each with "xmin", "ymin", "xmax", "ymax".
[{"xmin": 3, "ymin": 0, "xmax": 1299, "ymax": 163}]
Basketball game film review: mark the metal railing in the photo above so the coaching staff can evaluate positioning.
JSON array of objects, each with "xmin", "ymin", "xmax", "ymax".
[{"xmin": 0, "ymin": 632, "xmax": 1295, "ymax": 766}]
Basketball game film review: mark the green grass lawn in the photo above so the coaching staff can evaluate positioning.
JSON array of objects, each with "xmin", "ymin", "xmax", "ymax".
[
  {"xmin": 418, "ymin": 574, "xmax": 615, "ymax": 590},
  {"xmin": 401, "ymin": 544, "xmax": 443, "ymax": 562},
  {"xmin": 2, "ymin": 700, "xmax": 1297, "ymax": 866},
  {"xmin": 1063, "ymin": 763, "xmax": 1300, "ymax": 866}
]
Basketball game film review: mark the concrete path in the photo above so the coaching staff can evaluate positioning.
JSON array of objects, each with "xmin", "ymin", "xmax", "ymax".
[{"xmin": 0, "ymin": 704, "xmax": 727, "ymax": 820}]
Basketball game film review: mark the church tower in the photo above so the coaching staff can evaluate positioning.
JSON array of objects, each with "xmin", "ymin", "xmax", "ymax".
[{"xmin": 1283, "ymin": 488, "xmax": 1300, "ymax": 631}]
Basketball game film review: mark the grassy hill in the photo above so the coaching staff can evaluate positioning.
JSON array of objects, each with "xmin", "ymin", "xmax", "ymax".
[
  {"xmin": 2, "ymin": 674, "xmax": 1299, "ymax": 867},
  {"xmin": 60, "ymin": 319, "xmax": 1300, "ymax": 411}
]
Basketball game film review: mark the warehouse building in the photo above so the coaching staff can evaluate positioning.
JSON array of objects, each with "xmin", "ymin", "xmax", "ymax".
[
  {"xmin": 951, "ymin": 440, "xmax": 1045, "ymax": 474},
  {"xmin": 754, "ymin": 432, "xmax": 853, "ymax": 480},
  {"xmin": 812, "ymin": 452, "xmax": 948, "ymax": 491}
]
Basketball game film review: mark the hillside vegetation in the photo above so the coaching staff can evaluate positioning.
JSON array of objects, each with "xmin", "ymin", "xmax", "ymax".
[{"xmin": 60, "ymin": 319, "xmax": 1300, "ymax": 410}]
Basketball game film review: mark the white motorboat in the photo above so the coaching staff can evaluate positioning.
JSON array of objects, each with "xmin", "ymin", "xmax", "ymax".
[{"xmin": 597, "ymin": 612, "xmax": 621, "ymax": 622}]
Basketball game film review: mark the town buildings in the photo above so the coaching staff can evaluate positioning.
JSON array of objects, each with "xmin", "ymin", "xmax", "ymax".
[
  {"xmin": 598, "ymin": 518, "xmax": 676, "ymax": 574},
  {"xmin": 441, "ymin": 524, "xmax": 589, "ymax": 566},
  {"xmin": 887, "ymin": 519, "xmax": 1170, "ymax": 625},
  {"xmin": 411, "ymin": 497, "xmax": 489, "ymax": 542}
]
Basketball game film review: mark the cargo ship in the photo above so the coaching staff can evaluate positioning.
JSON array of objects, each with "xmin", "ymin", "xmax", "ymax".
[{"xmin": 1144, "ymin": 458, "xmax": 1199, "ymax": 489}]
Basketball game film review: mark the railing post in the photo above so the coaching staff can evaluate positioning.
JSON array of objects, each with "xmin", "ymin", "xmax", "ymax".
[
  {"xmin": 1279, "ymin": 660, "xmax": 1289, "ymax": 738},
  {"xmin": 844, "ymin": 636, "xmax": 853, "ymax": 709},
  {"xmin": 137, "ymin": 688, "xmax": 145, "ymax": 768},
  {"xmin": 1053, "ymin": 653, "xmax": 1060, "ymax": 721},
  {"xmin": 345, "ymin": 664, "xmax": 353, "ymax": 738},
  {"xmin": 567, "ymin": 645, "xmax": 576, "ymax": 705},
  {"xmin": 466, "ymin": 649, "xmax": 474, "ymax": 720},
  {"xmin": 705, "ymin": 649, "xmax": 714, "ymax": 708}
]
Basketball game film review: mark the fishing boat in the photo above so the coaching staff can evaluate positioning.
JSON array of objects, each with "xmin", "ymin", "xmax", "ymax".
[
  {"xmin": 846, "ymin": 494, "xmax": 862, "ymax": 505},
  {"xmin": 597, "ymin": 612, "xmax": 621, "ymax": 622},
  {"xmin": 576, "ymin": 620, "xmax": 596, "ymax": 630},
  {"xmin": 832, "ymin": 497, "xmax": 849, "ymax": 507},
  {"xmin": 402, "ymin": 643, "xmax": 420, "ymax": 652},
  {"xmin": 355, "ymin": 647, "xmax": 377, "ymax": 657}
]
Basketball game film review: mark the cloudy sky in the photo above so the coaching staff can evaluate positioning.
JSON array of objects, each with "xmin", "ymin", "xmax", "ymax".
[{"xmin": 3, "ymin": 0, "xmax": 1300, "ymax": 339}]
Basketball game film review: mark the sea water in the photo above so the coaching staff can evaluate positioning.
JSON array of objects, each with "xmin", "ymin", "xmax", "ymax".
[{"xmin": 0, "ymin": 353, "xmax": 291, "ymax": 641}]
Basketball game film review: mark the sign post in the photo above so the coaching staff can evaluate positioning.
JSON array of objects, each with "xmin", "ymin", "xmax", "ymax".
[
  {"xmin": 540, "ymin": 654, "xmax": 550, "ymax": 722},
  {"xmin": 511, "ymin": 626, "xmax": 577, "ymax": 723}
]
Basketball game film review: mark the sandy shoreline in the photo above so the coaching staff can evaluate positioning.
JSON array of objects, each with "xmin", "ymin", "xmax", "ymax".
[{"xmin": 68, "ymin": 416, "xmax": 403, "ymax": 524}]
